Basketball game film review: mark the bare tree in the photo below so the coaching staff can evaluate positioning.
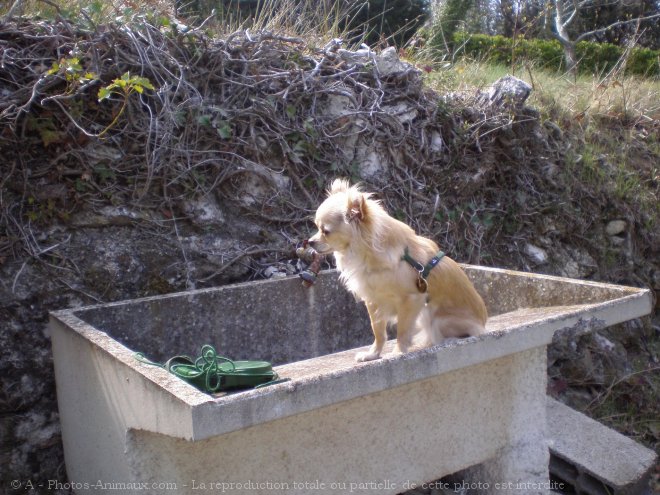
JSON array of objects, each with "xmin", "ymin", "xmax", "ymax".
[{"xmin": 546, "ymin": 0, "xmax": 660, "ymax": 73}]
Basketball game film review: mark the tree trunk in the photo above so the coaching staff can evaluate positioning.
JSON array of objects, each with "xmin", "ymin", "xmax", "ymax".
[
  {"xmin": 560, "ymin": 39, "xmax": 577, "ymax": 75},
  {"xmin": 551, "ymin": 1, "xmax": 578, "ymax": 76}
]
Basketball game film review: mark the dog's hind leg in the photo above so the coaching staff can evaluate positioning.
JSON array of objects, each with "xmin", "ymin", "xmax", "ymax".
[
  {"xmin": 432, "ymin": 314, "xmax": 487, "ymax": 339},
  {"xmin": 411, "ymin": 307, "xmax": 434, "ymax": 348},
  {"xmin": 356, "ymin": 301, "xmax": 388, "ymax": 362}
]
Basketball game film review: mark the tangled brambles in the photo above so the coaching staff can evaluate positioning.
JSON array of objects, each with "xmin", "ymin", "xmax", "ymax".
[
  {"xmin": 0, "ymin": 16, "xmax": 657, "ymax": 288},
  {"xmin": 0, "ymin": 16, "xmax": 559, "ymax": 269}
]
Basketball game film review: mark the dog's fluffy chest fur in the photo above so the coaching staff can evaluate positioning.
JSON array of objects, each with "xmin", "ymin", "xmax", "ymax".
[{"xmin": 335, "ymin": 249, "xmax": 419, "ymax": 320}]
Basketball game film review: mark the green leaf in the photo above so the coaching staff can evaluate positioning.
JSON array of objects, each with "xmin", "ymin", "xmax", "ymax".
[
  {"xmin": 94, "ymin": 166, "xmax": 116, "ymax": 183},
  {"xmin": 196, "ymin": 115, "xmax": 212, "ymax": 126},
  {"xmin": 216, "ymin": 121, "xmax": 232, "ymax": 139},
  {"xmin": 75, "ymin": 179, "xmax": 84, "ymax": 192},
  {"xmin": 482, "ymin": 213, "xmax": 494, "ymax": 228},
  {"xmin": 174, "ymin": 111, "xmax": 187, "ymax": 126},
  {"xmin": 134, "ymin": 76, "xmax": 155, "ymax": 90},
  {"xmin": 97, "ymin": 87, "xmax": 112, "ymax": 101},
  {"xmin": 293, "ymin": 140, "xmax": 307, "ymax": 154},
  {"xmin": 303, "ymin": 118, "xmax": 317, "ymax": 137},
  {"xmin": 46, "ymin": 62, "xmax": 60, "ymax": 76},
  {"xmin": 40, "ymin": 128, "xmax": 62, "ymax": 147},
  {"xmin": 286, "ymin": 105, "xmax": 297, "ymax": 119}
]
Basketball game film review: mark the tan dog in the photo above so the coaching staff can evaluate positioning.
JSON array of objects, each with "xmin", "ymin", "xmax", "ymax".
[{"xmin": 309, "ymin": 179, "xmax": 488, "ymax": 362}]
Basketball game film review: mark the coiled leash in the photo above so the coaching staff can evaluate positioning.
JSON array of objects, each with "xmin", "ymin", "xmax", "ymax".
[
  {"xmin": 401, "ymin": 248, "xmax": 445, "ymax": 293},
  {"xmin": 134, "ymin": 344, "xmax": 289, "ymax": 394}
]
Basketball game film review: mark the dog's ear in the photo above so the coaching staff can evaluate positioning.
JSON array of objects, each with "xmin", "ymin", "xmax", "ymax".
[{"xmin": 346, "ymin": 194, "xmax": 366, "ymax": 223}]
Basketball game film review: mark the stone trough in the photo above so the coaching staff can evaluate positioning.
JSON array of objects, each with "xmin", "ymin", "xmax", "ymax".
[{"xmin": 49, "ymin": 266, "xmax": 652, "ymax": 494}]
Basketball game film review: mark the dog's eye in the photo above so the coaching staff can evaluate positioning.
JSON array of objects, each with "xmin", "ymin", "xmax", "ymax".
[{"xmin": 322, "ymin": 228, "xmax": 330, "ymax": 236}]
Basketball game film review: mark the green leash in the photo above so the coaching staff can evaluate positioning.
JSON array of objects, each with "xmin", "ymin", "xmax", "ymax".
[{"xmin": 135, "ymin": 344, "xmax": 288, "ymax": 394}]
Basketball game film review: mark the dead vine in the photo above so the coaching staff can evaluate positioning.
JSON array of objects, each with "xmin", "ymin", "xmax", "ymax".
[{"xmin": 3, "ymin": 15, "xmax": 650, "ymax": 283}]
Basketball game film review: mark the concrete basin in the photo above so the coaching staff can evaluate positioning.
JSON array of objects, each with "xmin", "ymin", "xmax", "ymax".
[{"xmin": 49, "ymin": 266, "xmax": 652, "ymax": 494}]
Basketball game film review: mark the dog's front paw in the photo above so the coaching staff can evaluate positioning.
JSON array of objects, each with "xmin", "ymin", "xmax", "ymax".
[{"xmin": 355, "ymin": 350, "xmax": 381, "ymax": 362}]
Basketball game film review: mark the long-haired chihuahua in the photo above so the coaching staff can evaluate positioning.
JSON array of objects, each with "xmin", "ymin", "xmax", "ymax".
[{"xmin": 309, "ymin": 179, "xmax": 488, "ymax": 362}]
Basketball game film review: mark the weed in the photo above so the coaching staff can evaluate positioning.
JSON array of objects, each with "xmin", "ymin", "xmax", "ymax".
[
  {"xmin": 46, "ymin": 56, "xmax": 97, "ymax": 94},
  {"xmin": 26, "ymin": 115, "xmax": 63, "ymax": 147},
  {"xmin": 97, "ymin": 72, "xmax": 155, "ymax": 137}
]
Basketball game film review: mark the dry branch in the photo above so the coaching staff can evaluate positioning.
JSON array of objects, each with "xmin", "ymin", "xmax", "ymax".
[{"xmin": 0, "ymin": 16, "xmax": 577, "ymax": 273}]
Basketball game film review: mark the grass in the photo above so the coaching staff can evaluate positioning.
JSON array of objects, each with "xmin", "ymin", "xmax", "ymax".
[
  {"xmin": 417, "ymin": 56, "xmax": 660, "ymax": 121},
  {"xmin": 1, "ymin": 0, "xmax": 158, "ymax": 21},
  {"xmin": 1, "ymin": 0, "xmax": 367, "ymax": 50},
  {"xmin": 415, "ymin": 55, "xmax": 659, "ymax": 215}
]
